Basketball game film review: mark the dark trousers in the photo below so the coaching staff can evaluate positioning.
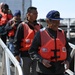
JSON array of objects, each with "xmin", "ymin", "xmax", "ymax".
[
  {"xmin": 22, "ymin": 57, "xmax": 38, "ymax": 75},
  {"xmin": 37, "ymin": 72, "xmax": 65, "ymax": 75}
]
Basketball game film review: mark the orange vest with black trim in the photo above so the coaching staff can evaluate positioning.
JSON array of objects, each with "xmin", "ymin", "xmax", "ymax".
[
  {"xmin": 0, "ymin": 11, "xmax": 8, "ymax": 25},
  {"xmin": 39, "ymin": 29, "xmax": 67, "ymax": 62},
  {"xmin": 20, "ymin": 22, "xmax": 41, "ymax": 51}
]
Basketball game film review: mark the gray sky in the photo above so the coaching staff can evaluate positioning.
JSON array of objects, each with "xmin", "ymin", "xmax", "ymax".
[{"xmin": 32, "ymin": 0, "xmax": 75, "ymax": 19}]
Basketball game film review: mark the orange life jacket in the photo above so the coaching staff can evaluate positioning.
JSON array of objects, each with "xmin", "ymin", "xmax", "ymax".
[
  {"xmin": 38, "ymin": 29, "xmax": 67, "ymax": 62},
  {"xmin": 20, "ymin": 22, "xmax": 41, "ymax": 51},
  {"xmin": 7, "ymin": 14, "xmax": 13, "ymax": 20},
  {"xmin": 0, "ymin": 11, "xmax": 13, "ymax": 26},
  {"xmin": 0, "ymin": 11, "xmax": 8, "ymax": 25},
  {"xmin": 8, "ymin": 26, "xmax": 16, "ymax": 37}
]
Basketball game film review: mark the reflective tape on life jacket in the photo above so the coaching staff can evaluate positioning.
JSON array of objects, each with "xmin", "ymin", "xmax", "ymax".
[
  {"xmin": 39, "ymin": 29, "xmax": 67, "ymax": 62},
  {"xmin": 20, "ymin": 22, "xmax": 41, "ymax": 51}
]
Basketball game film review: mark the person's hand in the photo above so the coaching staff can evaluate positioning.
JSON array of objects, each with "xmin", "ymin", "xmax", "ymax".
[
  {"xmin": 15, "ymin": 56, "xmax": 23, "ymax": 66},
  {"xmin": 61, "ymin": 60, "xmax": 69, "ymax": 70},
  {"xmin": 11, "ymin": 22, "xmax": 16, "ymax": 27},
  {"xmin": 42, "ymin": 59, "xmax": 52, "ymax": 68},
  {"xmin": 15, "ymin": 56, "xmax": 20, "ymax": 62}
]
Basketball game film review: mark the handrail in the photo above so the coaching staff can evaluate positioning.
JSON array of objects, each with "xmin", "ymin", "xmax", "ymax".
[
  {"xmin": 66, "ymin": 69, "xmax": 74, "ymax": 75},
  {"xmin": 68, "ymin": 42, "xmax": 75, "ymax": 72},
  {"xmin": 0, "ymin": 38, "xmax": 23, "ymax": 75},
  {"xmin": 65, "ymin": 42, "xmax": 75, "ymax": 75},
  {"xmin": 0, "ymin": 38, "xmax": 75, "ymax": 75}
]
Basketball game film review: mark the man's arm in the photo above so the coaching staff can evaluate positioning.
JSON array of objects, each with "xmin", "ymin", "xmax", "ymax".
[
  {"xmin": 13, "ymin": 23, "xmax": 24, "ymax": 56},
  {"xmin": 29, "ymin": 31, "xmax": 43, "ymax": 62}
]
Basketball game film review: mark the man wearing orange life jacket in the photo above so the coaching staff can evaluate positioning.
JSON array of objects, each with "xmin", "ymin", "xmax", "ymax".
[
  {"xmin": 29, "ymin": 10, "xmax": 72, "ymax": 75},
  {"xmin": 5, "ymin": 10, "xmax": 22, "ymax": 54},
  {"xmin": 0, "ymin": 3, "xmax": 13, "ymax": 20},
  {"xmin": 14, "ymin": 7, "xmax": 43, "ymax": 75},
  {"xmin": 0, "ymin": 3, "xmax": 8, "ymax": 27},
  {"xmin": 0, "ymin": 3, "xmax": 12, "ymax": 44}
]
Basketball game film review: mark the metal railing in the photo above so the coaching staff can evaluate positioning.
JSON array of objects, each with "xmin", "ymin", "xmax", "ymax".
[
  {"xmin": 0, "ymin": 38, "xmax": 23, "ymax": 75},
  {"xmin": 65, "ymin": 42, "xmax": 75, "ymax": 75},
  {"xmin": 0, "ymin": 38, "xmax": 75, "ymax": 75}
]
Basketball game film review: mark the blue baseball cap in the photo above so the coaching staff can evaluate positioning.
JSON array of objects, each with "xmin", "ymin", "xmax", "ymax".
[
  {"xmin": 13, "ymin": 10, "xmax": 21, "ymax": 16},
  {"xmin": 46, "ymin": 10, "xmax": 63, "ymax": 20}
]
